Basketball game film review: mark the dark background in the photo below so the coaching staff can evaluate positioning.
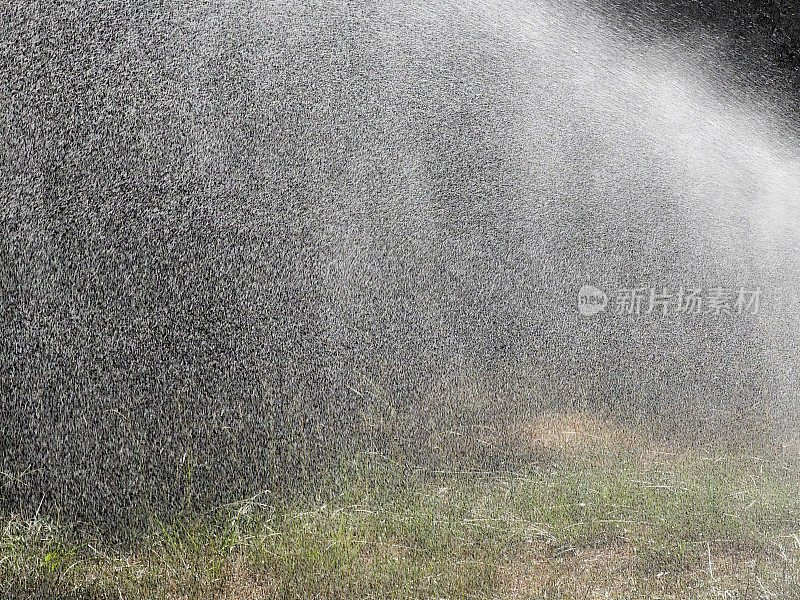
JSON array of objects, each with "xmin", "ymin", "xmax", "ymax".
[
  {"xmin": 1, "ymin": 0, "xmax": 797, "ymax": 533},
  {"xmin": 597, "ymin": 0, "xmax": 800, "ymax": 127}
]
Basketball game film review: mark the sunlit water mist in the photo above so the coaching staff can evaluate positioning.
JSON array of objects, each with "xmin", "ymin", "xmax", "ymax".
[
  {"xmin": 2, "ymin": 0, "xmax": 799, "ymax": 525},
  {"xmin": 492, "ymin": 0, "xmax": 800, "ymax": 420},
  {"xmin": 319, "ymin": 0, "xmax": 800, "ymax": 428}
]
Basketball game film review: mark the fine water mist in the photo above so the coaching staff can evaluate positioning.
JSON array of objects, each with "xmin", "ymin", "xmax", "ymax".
[{"xmin": 2, "ymin": 0, "xmax": 799, "ymax": 527}]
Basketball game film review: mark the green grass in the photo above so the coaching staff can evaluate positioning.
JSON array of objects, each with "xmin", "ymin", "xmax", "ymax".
[{"xmin": 3, "ymin": 412, "xmax": 800, "ymax": 599}]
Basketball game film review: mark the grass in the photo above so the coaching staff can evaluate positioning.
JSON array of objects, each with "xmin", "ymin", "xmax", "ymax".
[{"xmin": 3, "ymin": 411, "xmax": 800, "ymax": 599}]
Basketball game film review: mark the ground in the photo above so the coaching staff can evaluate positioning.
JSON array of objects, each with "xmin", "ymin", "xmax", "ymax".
[{"xmin": 3, "ymin": 412, "xmax": 800, "ymax": 599}]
